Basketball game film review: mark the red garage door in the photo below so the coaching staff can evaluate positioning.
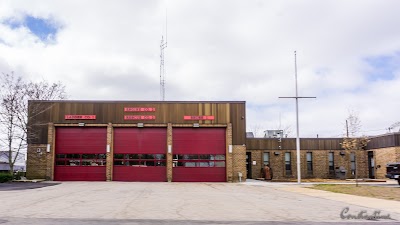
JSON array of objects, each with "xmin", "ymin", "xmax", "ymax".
[
  {"xmin": 54, "ymin": 127, "xmax": 107, "ymax": 181},
  {"xmin": 173, "ymin": 128, "xmax": 226, "ymax": 182},
  {"xmin": 113, "ymin": 128, "xmax": 167, "ymax": 182}
]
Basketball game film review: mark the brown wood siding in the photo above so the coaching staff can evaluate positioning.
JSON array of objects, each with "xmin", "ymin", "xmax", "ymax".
[
  {"xmin": 247, "ymin": 133, "xmax": 400, "ymax": 151},
  {"xmin": 396, "ymin": 133, "xmax": 400, "ymax": 146},
  {"xmin": 28, "ymin": 101, "xmax": 246, "ymax": 145},
  {"xmin": 246, "ymin": 138, "xmax": 343, "ymax": 150},
  {"xmin": 366, "ymin": 133, "xmax": 400, "ymax": 149},
  {"xmin": 229, "ymin": 103, "xmax": 246, "ymax": 145},
  {"xmin": 28, "ymin": 102, "xmax": 53, "ymax": 144}
]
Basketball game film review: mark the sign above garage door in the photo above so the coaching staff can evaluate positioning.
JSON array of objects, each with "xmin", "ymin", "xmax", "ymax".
[
  {"xmin": 124, "ymin": 107, "xmax": 156, "ymax": 112},
  {"xmin": 184, "ymin": 116, "xmax": 215, "ymax": 120},
  {"xmin": 65, "ymin": 115, "xmax": 96, "ymax": 120}
]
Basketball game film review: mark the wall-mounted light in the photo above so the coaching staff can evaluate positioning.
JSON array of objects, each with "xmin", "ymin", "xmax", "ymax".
[
  {"xmin": 106, "ymin": 144, "xmax": 110, "ymax": 153},
  {"xmin": 137, "ymin": 123, "xmax": 144, "ymax": 128},
  {"xmin": 228, "ymin": 145, "xmax": 233, "ymax": 153},
  {"xmin": 46, "ymin": 144, "xmax": 51, "ymax": 153},
  {"xmin": 168, "ymin": 145, "xmax": 172, "ymax": 154},
  {"xmin": 193, "ymin": 123, "xmax": 200, "ymax": 128},
  {"xmin": 78, "ymin": 123, "xmax": 85, "ymax": 127}
]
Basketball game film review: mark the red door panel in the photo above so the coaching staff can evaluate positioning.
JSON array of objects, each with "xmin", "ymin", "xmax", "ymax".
[
  {"xmin": 54, "ymin": 166, "xmax": 106, "ymax": 181},
  {"xmin": 113, "ymin": 167, "xmax": 166, "ymax": 182},
  {"xmin": 113, "ymin": 128, "xmax": 167, "ymax": 182},
  {"xmin": 114, "ymin": 128, "xmax": 167, "ymax": 154},
  {"xmin": 54, "ymin": 127, "xmax": 107, "ymax": 181},
  {"xmin": 55, "ymin": 127, "xmax": 107, "ymax": 154},
  {"xmin": 173, "ymin": 128, "xmax": 226, "ymax": 182},
  {"xmin": 173, "ymin": 128, "xmax": 226, "ymax": 154},
  {"xmin": 173, "ymin": 168, "xmax": 226, "ymax": 182}
]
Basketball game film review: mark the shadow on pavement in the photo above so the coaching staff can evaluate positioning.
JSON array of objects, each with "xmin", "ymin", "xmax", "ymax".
[{"xmin": 0, "ymin": 182, "xmax": 60, "ymax": 191}]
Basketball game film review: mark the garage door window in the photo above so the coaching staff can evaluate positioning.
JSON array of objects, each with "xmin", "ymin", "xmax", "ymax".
[
  {"xmin": 56, "ymin": 154, "xmax": 106, "ymax": 166},
  {"xmin": 114, "ymin": 154, "xmax": 166, "ymax": 166},
  {"xmin": 173, "ymin": 154, "xmax": 225, "ymax": 167}
]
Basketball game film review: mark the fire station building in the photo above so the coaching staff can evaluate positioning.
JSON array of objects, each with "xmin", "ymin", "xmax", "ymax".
[
  {"xmin": 26, "ymin": 100, "xmax": 400, "ymax": 182},
  {"xmin": 26, "ymin": 101, "xmax": 247, "ymax": 182}
]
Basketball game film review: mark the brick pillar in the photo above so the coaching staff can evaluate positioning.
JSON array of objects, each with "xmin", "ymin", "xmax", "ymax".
[
  {"xmin": 46, "ymin": 123, "xmax": 55, "ymax": 180},
  {"xmin": 226, "ymin": 123, "xmax": 233, "ymax": 182},
  {"xmin": 232, "ymin": 145, "xmax": 246, "ymax": 182},
  {"xmin": 167, "ymin": 123, "xmax": 173, "ymax": 182},
  {"xmin": 396, "ymin": 147, "xmax": 400, "ymax": 161},
  {"xmin": 357, "ymin": 150, "xmax": 368, "ymax": 178},
  {"xmin": 26, "ymin": 144, "xmax": 47, "ymax": 179},
  {"xmin": 106, "ymin": 123, "xmax": 113, "ymax": 181}
]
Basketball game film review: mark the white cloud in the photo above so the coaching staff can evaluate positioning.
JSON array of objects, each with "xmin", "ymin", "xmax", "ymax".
[{"xmin": 1, "ymin": 0, "xmax": 400, "ymax": 137}]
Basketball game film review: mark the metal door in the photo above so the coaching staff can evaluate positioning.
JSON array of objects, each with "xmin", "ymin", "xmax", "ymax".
[
  {"xmin": 54, "ymin": 127, "xmax": 107, "ymax": 181},
  {"xmin": 113, "ymin": 128, "xmax": 167, "ymax": 182},
  {"xmin": 172, "ymin": 128, "xmax": 226, "ymax": 182}
]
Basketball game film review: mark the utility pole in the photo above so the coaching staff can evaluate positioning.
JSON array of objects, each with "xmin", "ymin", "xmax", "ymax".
[{"xmin": 279, "ymin": 51, "xmax": 316, "ymax": 184}]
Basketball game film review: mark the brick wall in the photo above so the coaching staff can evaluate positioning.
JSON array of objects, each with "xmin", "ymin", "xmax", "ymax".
[
  {"xmin": 250, "ymin": 150, "xmax": 262, "ymax": 179},
  {"xmin": 247, "ymin": 149, "xmax": 369, "ymax": 180},
  {"xmin": 373, "ymin": 147, "xmax": 400, "ymax": 179},
  {"xmin": 26, "ymin": 144, "xmax": 48, "ymax": 179},
  {"xmin": 167, "ymin": 123, "xmax": 173, "ymax": 182},
  {"xmin": 106, "ymin": 123, "xmax": 113, "ymax": 181},
  {"xmin": 232, "ymin": 145, "xmax": 246, "ymax": 182},
  {"xmin": 226, "ymin": 124, "xmax": 233, "ymax": 182},
  {"xmin": 397, "ymin": 147, "xmax": 400, "ymax": 162},
  {"xmin": 46, "ymin": 123, "xmax": 55, "ymax": 180}
]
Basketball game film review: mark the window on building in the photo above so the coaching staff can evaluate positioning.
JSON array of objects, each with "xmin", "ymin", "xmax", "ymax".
[
  {"xmin": 263, "ymin": 152, "xmax": 270, "ymax": 166},
  {"xmin": 328, "ymin": 152, "xmax": 334, "ymax": 173},
  {"xmin": 306, "ymin": 152, "xmax": 313, "ymax": 174},
  {"xmin": 172, "ymin": 154, "xmax": 225, "ymax": 167},
  {"xmin": 113, "ymin": 154, "xmax": 166, "ymax": 167},
  {"xmin": 350, "ymin": 152, "xmax": 356, "ymax": 174},
  {"xmin": 55, "ymin": 154, "xmax": 107, "ymax": 166},
  {"xmin": 285, "ymin": 152, "xmax": 291, "ymax": 175}
]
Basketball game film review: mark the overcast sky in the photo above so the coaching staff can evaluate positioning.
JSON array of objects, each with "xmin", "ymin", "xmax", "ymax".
[{"xmin": 1, "ymin": 0, "xmax": 400, "ymax": 138}]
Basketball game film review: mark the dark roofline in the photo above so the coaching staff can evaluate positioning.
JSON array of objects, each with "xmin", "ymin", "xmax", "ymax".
[
  {"xmin": 247, "ymin": 137, "xmax": 342, "ymax": 140},
  {"xmin": 28, "ymin": 100, "xmax": 246, "ymax": 104},
  {"xmin": 368, "ymin": 132, "xmax": 400, "ymax": 139}
]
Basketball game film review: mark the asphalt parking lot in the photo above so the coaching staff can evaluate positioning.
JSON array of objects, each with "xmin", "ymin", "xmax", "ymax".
[
  {"xmin": 0, "ymin": 181, "xmax": 399, "ymax": 224},
  {"xmin": 0, "ymin": 182, "xmax": 60, "ymax": 191}
]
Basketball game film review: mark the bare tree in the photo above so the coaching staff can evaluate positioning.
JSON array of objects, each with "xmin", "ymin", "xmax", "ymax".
[
  {"xmin": 388, "ymin": 122, "xmax": 400, "ymax": 133},
  {"xmin": 340, "ymin": 110, "xmax": 370, "ymax": 187},
  {"xmin": 280, "ymin": 125, "xmax": 292, "ymax": 138},
  {"xmin": 0, "ymin": 73, "xmax": 66, "ymax": 176},
  {"xmin": 249, "ymin": 124, "xmax": 262, "ymax": 138}
]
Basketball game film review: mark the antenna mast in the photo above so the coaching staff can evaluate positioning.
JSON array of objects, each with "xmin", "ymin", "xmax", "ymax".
[{"xmin": 160, "ymin": 7, "xmax": 167, "ymax": 101}]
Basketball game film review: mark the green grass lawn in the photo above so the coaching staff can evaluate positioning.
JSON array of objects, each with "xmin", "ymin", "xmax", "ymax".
[{"xmin": 309, "ymin": 184, "xmax": 400, "ymax": 201}]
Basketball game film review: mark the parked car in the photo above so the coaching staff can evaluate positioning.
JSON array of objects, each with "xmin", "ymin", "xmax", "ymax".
[{"xmin": 386, "ymin": 162, "xmax": 400, "ymax": 185}]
